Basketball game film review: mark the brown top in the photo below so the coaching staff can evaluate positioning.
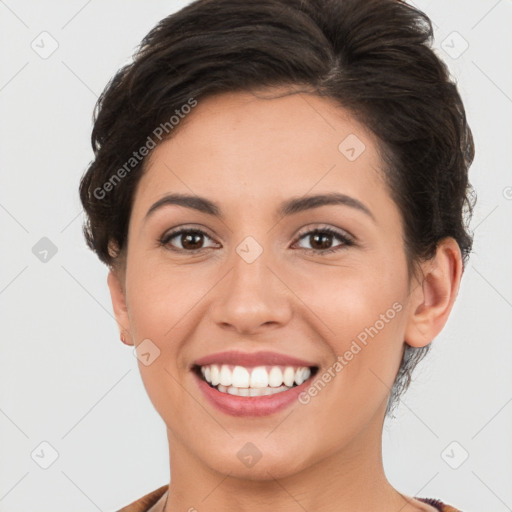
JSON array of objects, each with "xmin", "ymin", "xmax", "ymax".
[
  {"xmin": 116, "ymin": 485, "xmax": 168, "ymax": 512},
  {"xmin": 115, "ymin": 485, "xmax": 462, "ymax": 512}
]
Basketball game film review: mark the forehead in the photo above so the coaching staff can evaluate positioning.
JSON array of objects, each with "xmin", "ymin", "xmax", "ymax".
[{"xmin": 132, "ymin": 90, "xmax": 391, "ymax": 218}]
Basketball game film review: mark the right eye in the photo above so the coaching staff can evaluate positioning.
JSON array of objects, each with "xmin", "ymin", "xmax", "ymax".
[{"xmin": 159, "ymin": 228, "xmax": 220, "ymax": 253}]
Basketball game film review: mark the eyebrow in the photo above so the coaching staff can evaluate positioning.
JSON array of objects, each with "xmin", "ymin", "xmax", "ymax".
[{"xmin": 144, "ymin": 192, "xmax": 375, "ymax": 222}]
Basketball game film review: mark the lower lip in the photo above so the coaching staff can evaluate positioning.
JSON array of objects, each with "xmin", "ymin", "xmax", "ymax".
[{"xmin": 193, "ymin": 371, "xmax": 313, "ymax": 417}]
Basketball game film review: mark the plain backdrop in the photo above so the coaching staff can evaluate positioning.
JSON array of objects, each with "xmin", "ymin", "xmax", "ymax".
[{"xmin": 1, "ymin": 1, "xmax": 511, "ymax": 511}]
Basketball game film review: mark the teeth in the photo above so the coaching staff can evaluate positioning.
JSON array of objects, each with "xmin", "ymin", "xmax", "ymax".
[
  {"xmin": 283, "ymin": 366, "xmax": 295, "ymax": 387},
  {"xmin": 218, "ymin": 385, "xmax": 292, "ymax": 397},
  {"xmin": 212, "ymin": 365, "xmax": 220, "ymax": 386},
  {"xmin": 226, "ymin": 386, "xmax": 239, "ymax": 396},
  {"xmin": 200, "ymin": 364, "xmax": 313, "ymax": 393},
  {"xmin": 250, "ymin": 366, "xmax": 269, "ymax": 388},
  {"xmin": 232, "ymin": 366, "xmax": 250, "ymax": 387},
  {"xmin": 219, "ymin": 365, "xmax": 232, "ymax": 386},
  {"xmin": 268, "ymin": 367, "xmax": 283, "ymax": 387},
  {"xmin": 295, "ymin": 367, "xmax": 311, "ymax": 385}
]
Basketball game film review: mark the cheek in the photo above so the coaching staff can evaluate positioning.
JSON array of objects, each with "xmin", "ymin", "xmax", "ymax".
[
  {"xmin": 125, "ymin": 258, "xmax": 212, "ymax": 339},
  {"xmin": 290, "ymin": 256, "xmax": 407, "ymax": 340},
  {"xmin": 290, "ymin": 256, "xmax": 408, "ymax": 402},
  {"xmin": 124, "ymin": 263, "xmax": 200, "ymax": 412},
  {"xmin": 293, "ymin": 269, "xmax": 407, "ymax": 423}
]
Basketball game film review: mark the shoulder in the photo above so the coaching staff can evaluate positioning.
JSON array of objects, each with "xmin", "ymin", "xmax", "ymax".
[
  {"xmin": 115, "ymin": 485, "xmax": 168, "ymax": 512},
  {"xmin": 113, "ymin": 488, "xmax": 461, "ymax": 512},
  {"xmin": 416, "ymin": 497, "xmax": 463, "ymax": 511}
]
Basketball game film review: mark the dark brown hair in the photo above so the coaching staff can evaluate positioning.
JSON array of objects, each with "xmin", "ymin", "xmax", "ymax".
[{"xmin": 79, "ymin": 0, "xmax": 475, "ymax": 412}]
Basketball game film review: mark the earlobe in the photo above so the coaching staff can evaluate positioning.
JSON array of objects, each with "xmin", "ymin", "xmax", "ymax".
[
  {"xmin": 404, "ymin": 238, "xmax": 463, "ymax": 348},
  {"xmin": 107, "ymin": 269, "xmax": 133, "ymax": 346}
]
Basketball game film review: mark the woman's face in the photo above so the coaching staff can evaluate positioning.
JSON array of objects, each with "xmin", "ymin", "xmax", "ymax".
[{"xmin": 111, "ymin": 89, "xmax": 424, "ymax": 479}]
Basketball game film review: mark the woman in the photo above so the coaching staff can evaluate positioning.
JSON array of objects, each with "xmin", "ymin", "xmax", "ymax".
[{"xmin": 79, "ymin": 0, "xmax": 474, "ymax": 510}]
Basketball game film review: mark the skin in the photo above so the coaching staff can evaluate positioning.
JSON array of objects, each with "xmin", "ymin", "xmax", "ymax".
[{"xmin": 107, "ymin": 89, "xmax": 462, "ymax": 512}]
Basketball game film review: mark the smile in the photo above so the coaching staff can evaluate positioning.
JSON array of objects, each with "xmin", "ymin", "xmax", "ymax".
[{"xmin": 196, "ymin": 364, "xmax": 316, "ymax": 396}]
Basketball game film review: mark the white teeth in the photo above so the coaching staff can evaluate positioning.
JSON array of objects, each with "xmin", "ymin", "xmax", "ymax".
[
  {"xmin": 222, "ymin": 385, "xmax": 292, "ymax": 397},
  {"xmin": 210, "ymin": 364, "xmax": 220, "ymax": 386},
  {"xmin": 226, "ymin": 386, "xmax": 239, "ymax": 396},
  {"xmin": 283, "ymin": 366, "xmax": 295, "ymax": 387},
  {"xmin": 249, "ymin": 386, "xmax": 267, "ymax": 397},
  {"xmin": 268, "ymin": 367, "xmax": 283, "ymax": 387},
  {"xmin": 238, "ymin": 387, "xmax": 250, "ymax": 396},
  {"xmin": 250, "ymin": 366, "xmax": 269, "ymax": 388},
  {"xmin": 295, "ymin": 367, "xmax": 311, "ymax": 386},
  {"xmin": 199, "ymin": 363, "xmax": 314, "ymax": 394},
  {"xmin": 231, "ymin": 366, "xmax": 250, "ymax": 388},
  {"xmin": 219, "ymin": 365, "xmax": 232, "ymax": 386}
]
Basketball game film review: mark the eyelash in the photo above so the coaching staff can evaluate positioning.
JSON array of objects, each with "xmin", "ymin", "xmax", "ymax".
[{"xmin": 158, "ymin": 226, "xmax": 354, "ymax": 255}]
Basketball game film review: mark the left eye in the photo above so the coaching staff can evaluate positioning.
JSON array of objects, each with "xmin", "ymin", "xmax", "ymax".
[
  {"xmin": 159, "ymin": 228, "xmax": 218, "ymax": 251},
  {"xmin": 293, "ymin": 228, "xmax": 353, "ymax": 253}
]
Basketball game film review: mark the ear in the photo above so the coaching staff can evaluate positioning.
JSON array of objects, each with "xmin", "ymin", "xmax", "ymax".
[
  {"xmin": 404, "ymin": 238, "xmax": 463, "ymax": 348},
  {"xmin": 107, "ymin": 269, "xmax": 133, "ymax": 346}
]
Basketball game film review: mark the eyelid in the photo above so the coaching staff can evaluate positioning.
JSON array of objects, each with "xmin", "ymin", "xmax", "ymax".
[{"xmin": 292, "ymin": 224, "xmax": 354, "ymax": 244}]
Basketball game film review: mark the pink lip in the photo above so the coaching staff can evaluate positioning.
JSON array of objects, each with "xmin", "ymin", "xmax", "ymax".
[
  {"xmin": 193, "ymin": 371, "xmax": 314, "ymax": 417},
  {"xmin": 193, "ymin": 350, "xmax": 317, "ymax": 368}
]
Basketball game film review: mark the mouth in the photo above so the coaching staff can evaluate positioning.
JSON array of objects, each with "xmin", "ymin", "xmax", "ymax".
[{"xmin": 192, "ymin": 363, "xmax": 319, "ymax": 397}]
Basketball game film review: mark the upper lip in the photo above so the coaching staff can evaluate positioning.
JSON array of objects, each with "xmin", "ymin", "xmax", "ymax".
[{"xmin": 193, "ymin": 350, "xmax": 318, "ymax": 368}]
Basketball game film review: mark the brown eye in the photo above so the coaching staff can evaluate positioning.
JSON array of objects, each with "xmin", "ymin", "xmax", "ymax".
[
  {"xmin": 160, "ymin": 228, "xmax": 219, "ymax": 252},
  {"xmin": 179, "ymin": 232, "xmax": 205, "ymax": 250},
  {"xmin": 309, "ymin": 232, "xmax": 335, "ymax": 250},
  {"xmin": 294, "ymin": 227, "xmax": 354, "ymax": 254}
]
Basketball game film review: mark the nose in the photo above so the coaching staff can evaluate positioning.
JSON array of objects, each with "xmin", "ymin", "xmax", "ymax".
[{"xmin": 209, "ymin": 247, "xmax": 293, "ymax": 335}]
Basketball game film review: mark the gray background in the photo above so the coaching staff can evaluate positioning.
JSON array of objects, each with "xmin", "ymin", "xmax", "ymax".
[{"xmin": 1, "ymin": 1, "xmax": 511, "ymax": 510}]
